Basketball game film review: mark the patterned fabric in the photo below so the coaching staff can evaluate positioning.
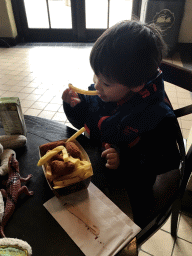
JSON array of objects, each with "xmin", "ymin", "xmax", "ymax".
[
  {"xmin": 72, "ymin": 70, "xmax": 175, "ymax": 147},
  {"xmin": 63, "ymin": 69, "xmax": 180, "ymax": 185}
]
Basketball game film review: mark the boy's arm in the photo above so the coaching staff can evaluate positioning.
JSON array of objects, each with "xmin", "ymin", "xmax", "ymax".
[{"xmin": 63, "ymin": 89, "xmax": 88, "ymax": 130}]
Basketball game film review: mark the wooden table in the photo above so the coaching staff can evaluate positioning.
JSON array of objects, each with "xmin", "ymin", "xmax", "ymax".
[{"xmin": 0, "ymin": 115, "xmax": 138, "ymax": 256}]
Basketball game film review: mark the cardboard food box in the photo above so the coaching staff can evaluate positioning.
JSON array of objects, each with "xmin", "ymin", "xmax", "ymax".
[
  {"xmin": 39, "ymin": 139, "xmax": 93, "ymax": 197},
  {"xmin": 0, "ymin": 97, "xmax": 27, "ymax": 136}
]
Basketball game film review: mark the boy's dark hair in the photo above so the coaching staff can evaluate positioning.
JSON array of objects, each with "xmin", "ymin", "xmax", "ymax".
[{"xmin": 90, "ymin": 20, "xmax": 167, "ymax": 88}]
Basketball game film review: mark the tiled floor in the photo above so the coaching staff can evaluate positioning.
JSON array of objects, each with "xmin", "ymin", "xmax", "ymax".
[{"xmin": 0, "ymin": 43, "xmax": 192, "ymax": 255}]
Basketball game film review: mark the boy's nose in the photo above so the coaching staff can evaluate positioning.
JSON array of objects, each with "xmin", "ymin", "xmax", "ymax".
[
  {"xmin": 94, "ymin": 81, "xmax": 101, "ymax": 91},
  {"xmin": 93, "ymin": 74, "xmax": 102, "ymax": 92}
]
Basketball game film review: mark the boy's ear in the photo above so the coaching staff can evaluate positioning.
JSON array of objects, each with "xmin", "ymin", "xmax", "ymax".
[{"xmin": 130, "ymin": 84, "xmax": 144, "ymax": 92}]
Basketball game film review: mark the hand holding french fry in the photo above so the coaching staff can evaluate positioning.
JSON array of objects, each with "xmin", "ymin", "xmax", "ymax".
[
  {"xmin": 62, "ymin": 88, "xmax": 81, "ymax": 107},
  {"xmin": 68, "ymin": 83, "xmax": 98, "ymax": 96},
  {"xmin": 62, "ymin": 83, "xmax": 98, "ymax": 107}
]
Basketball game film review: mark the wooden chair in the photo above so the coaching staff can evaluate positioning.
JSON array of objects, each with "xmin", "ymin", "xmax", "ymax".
[{"xmin": 136, "ymin": 60, "xmax": 192, "ymax": 246}]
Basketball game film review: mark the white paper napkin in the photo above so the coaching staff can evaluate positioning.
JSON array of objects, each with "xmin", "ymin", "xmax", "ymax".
[{"xmin": 44, "ymin": 183, "xmax": 141, "ymax": 256}]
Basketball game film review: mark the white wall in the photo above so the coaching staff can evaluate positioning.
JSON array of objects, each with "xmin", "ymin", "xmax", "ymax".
[{"xmin": 179, "ymin": 0, "xmax": 192, "ymax": 43}]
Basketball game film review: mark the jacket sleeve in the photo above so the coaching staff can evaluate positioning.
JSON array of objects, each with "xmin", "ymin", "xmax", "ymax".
[
  {"xmin": 117, "ymin": 116, "xmax": 180, "ymax": 177},
  {"xmin": 63, "ymin": 94, "xmax": 88, "ymax": 130}
]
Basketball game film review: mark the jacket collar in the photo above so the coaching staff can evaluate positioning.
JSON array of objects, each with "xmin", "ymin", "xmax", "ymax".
[{"xmin": 116, "ymin": 69, "xmax": 163, "ymax": 107}]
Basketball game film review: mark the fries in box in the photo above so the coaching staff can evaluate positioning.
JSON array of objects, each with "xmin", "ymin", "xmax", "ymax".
[{"xmin": 38, "ymin": 139, "xmax": 93, "ymax": 196}]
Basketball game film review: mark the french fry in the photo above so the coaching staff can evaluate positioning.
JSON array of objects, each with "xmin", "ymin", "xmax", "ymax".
[
  {"xmin": 53, "ymin": 171, "xmax": 92, "ymax": 189},
  {"xmin": 51, "ymin": 159, "xmax": 92, "ymax": 189},
  {"xmin": 53, "ymin": 176, "xmax": 81, "ymax": 188},
  {"xmin": 68, "ymin": 83, "xmax": 98, "ymax": 96},
  {"xmin": 76, "ymin": 161, "xmax": 91, "ymax": 174},
  {"xmin": 66, "ymin": 127, "xmax": 86, "ymax": 142},
  {"xmin": 62, "ymin": 177, "xmax": 81, "ymax": 186},
  {"xmin": 57, "ymin": 166, "xmax": 84, "ymax": 180},
  {"xmin": 83, "ymin": 171, "xmax": 92, "ymax": 179},
  {"xmin": 45, "ymin": 166, "xmax": 54, "ymax": 182},
  {"xmin": 68, "ymin": 155, "xmax": 80, "ymax": 165},
  {"xmin": 39, "ymin": 138, "xmax": 93, "ymax": 190},
  {"xmin": 37, "ymin": 145, "xmax": 64, "ymax": 166},
  {"xmin": 52, "ymin": 161, "xmax": 91, "ymax": 182},
  {"xmin": 77, "ymin": 168, "xmax": 91, "ymax": 179},
  {"xmin": 62, "ymin": 147, "xmax": 69, "ymax": 162},
  {"xmin": 79, "ymin": 160, "xmax": 91, "ymax": 167}
]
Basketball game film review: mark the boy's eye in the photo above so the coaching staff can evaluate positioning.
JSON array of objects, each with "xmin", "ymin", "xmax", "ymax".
[{"xmin": 104, "ymin": 83, "xmax": 110, "ymax": 87}]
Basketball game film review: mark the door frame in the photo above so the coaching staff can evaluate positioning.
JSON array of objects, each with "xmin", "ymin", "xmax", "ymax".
[{"xmin": 11, "ymin": 0, "xmax": 138, "ymax": 43}]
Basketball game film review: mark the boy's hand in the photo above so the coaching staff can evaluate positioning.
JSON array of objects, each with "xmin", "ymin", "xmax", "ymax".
[
  {"xmin": 101, "ymin": 143, "xmax": 120, "ymax": 169},
  {"xmin": 62, "ymin": 88, "xmax": 81, "ymax": 107}
]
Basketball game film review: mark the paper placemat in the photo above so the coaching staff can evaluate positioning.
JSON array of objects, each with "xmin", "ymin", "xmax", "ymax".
[{"xmin": 44, "ymin": 183, "xmax": 141, "ymax": 256}]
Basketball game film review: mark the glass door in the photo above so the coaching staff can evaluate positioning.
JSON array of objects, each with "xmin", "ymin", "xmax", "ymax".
[
  {"xmin": 85, "ymin": 0, "xmax": 133, "ymax": 41},
  {"xmin": 16, "ymin": 0, "xmax": 133, "ymax": 42},
  {"xmin": 24, "ymin": 0, "xmax": 72, "ymax": 29},
  {"xmin": 18, "ymin": 0, "xmax": 78, "ymax": 42}
]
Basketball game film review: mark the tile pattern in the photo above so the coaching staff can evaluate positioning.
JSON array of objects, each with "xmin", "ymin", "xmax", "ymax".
[
  {"xmin": 0, "ymin": 43, "xmax": 94, "ymax": 128},
  {"xmin": 0, "ymin": 43, "xmax": 192, "ymax": 255}
]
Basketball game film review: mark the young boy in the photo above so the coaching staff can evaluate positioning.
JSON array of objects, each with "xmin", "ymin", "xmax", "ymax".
[{"xmin": 62, "ymin": 20, "xmax": 180, "ymax": 227}]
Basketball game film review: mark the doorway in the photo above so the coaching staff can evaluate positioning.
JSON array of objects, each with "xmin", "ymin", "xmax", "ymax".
[{"xmin": 15, "ymin": 0, "xmax": 133, "ymax": 42}]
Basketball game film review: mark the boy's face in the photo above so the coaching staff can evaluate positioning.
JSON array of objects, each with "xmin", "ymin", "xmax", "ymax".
[{"xmin": 94, "ymin": 74, "xmax": 131, "ymax": 102}]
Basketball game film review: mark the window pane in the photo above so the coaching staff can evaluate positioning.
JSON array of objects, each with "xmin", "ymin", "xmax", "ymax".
[
  {"xmin": 48, "ymin": 0, "xmax": 72, "ymax": 29},
  {"xmin": 85, "ymin": 0, "xmax": 108, "ymax": 29},
  {"xmin": 24, "ymin": 0, "xmax": 49, "ymax": 28},
  {"xmin": 109, "ymin": 0, "xmax": 132, "ymax": 27}
]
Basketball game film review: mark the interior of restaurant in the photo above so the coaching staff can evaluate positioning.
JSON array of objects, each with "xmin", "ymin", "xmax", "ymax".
[{"xmin": 0, "ymin": 0, "xmax": 192, "ymax": 255}]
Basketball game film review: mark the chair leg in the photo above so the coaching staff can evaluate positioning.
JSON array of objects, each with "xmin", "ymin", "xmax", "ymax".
[{"xmin": 171, "ymin": 199, "xmax": 181, "ymax": 238}]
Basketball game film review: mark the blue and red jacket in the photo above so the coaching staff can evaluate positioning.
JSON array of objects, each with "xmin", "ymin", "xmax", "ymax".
[{"xmin": 63, "ymin": 70, "xmax": 180, "ymax": 179}]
